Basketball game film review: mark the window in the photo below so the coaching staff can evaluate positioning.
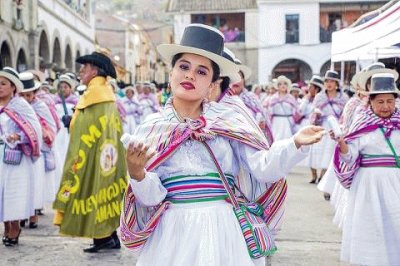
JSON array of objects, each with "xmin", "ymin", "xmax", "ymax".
[
  {"xmin": 286, "ymin": 14, "xmax": 299, "ymax": 44},
  {"xmin": 191, "ymin": 13, "xmax": 245, "ymax": 43}
]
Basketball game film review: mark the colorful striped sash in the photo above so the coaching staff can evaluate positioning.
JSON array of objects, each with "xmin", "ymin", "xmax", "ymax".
[
  {"xmin": 162, "ymin": 173, "xmax": 234, "ymax": 203},
  {"xmin": 360, "ymin": 154, "xmax": 400, "ymax": 168}
]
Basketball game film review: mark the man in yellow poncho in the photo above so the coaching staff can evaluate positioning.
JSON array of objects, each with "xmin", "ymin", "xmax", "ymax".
[{"xmin": 53, "ymin": 52, "xmax": 128, "ymax": 253}]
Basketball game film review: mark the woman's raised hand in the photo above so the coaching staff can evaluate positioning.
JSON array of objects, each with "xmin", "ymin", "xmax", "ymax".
[
  {"xmin": 126, "ymin": 142, "xmax": 156, "ymax": 181},
  {"xmin": 293, "ymin": 125, "xmax": 326, "ymax": 148}
]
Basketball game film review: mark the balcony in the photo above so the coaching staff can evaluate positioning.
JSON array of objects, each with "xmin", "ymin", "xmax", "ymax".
[{"xmin": 191, "ymin": 13, "xmax": 245, "ymax": 43}]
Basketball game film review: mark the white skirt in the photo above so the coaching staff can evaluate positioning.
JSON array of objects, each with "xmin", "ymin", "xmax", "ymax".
[
  {"xmin": 317, "ymin": 161, "xmax": 337, "ymax": 195},
  {"xmin": 0, "ymin": 150, "xmax": 35, "ymax": 222},
  {"xmin": 43, "ymin": 169, "xmax": 56, "ymax": 203},
  {"xmin": 271, "ymin": 117, "xmax": 293, "ymax": 141},
  {"xmin": 309, "ymin": 133, "xmax": 335, "ymax": 169},
  {"xmin": 54, "ymin": 128, "xmax": 70, "ymax": 190},
  {"xmin": 136, "ymin": 201, "xmax": 265, "ymax": 266},
  {"xmin": 32, "ymin": 156, "xmax": 45, "ymax": 209},
  {"xmin": 340, "ymin": 167, "xmax": 400, "ymax": 265}
]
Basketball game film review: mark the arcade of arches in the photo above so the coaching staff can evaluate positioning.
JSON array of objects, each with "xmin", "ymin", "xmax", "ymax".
[
  {"xmin": 272, "ymin": 59, "xmax": 356, "ymax": 86},
  {"xmin": 272, "ymin": 59, "xmax": 312, "ymax": 84}
]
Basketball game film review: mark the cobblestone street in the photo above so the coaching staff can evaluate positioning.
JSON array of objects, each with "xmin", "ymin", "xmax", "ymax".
[{"xmin": 1, "ymin": 167, "xmax": 347, "ymax": 266}]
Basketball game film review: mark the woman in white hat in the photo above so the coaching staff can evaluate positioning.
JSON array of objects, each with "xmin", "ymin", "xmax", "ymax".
[
  {"xmin": 19, "ymin": 72, "xmax": 59, "ymax": 228},
  {"xmin": 267, "ymin": 75, "xmax": 300, "ymax": 141},
  {"xmin": 0, "ymin": 67, "xmax": 42, "ymax": 246},
  {"xmin": 137, "ymin": 82, "xmax": 159, "ymax": 122},
  {"xmin": 120, "ymin": 23, "xmax": 325, "ymax": 265},
  {"xmin": 333, "ymin": 73, "xmax": 400, "ymax": 265},
  {"xmin": 309, "ymin": 70, "xmax": 348, "ymax": 187},
  {"xmin": 121, "ymin": 85, "xmax": 143, "ymax": 134},
  {"xmin": 297, "ymin": 75, "xmax": 324, "ymax": 170},
  {"xmin": 53, "ymin": 74, "xmax": 79, "ymax": 188}
]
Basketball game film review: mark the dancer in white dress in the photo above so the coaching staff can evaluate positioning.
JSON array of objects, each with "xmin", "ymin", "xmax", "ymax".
[
  {"xmin": 19, "ymin": 72, "xmax": 58, "ymax": 228},
  {"xmin": 122, "ymin": 86, "xmax": 142, "ymax": 134},
  {"xmin": 333, "ymin": 73, "xmax": 400, "ymax": 265},
  {"xmin": 120, "ymin": 24, "xmax": 325, "ymax": 266},
  {"xmin": 268, "ymin": 76, "xmax": 300, "ymax": 141},
  {"xmin": 0, "ymin": 67, "xmax": 42, "ymax": 246},
  {"xmin": 53, "ymin": 75, "xmax": 78, "ymax": 189},
  {"xmin": 309, "ymin": 70, "xmax": 348, "ymax": 192}
]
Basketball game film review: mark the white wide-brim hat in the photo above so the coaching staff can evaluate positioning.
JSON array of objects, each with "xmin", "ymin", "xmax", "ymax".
[
  {"xmin": 157, "ymin": 24, "xmax": 240, "ymax": 83},
  {"xmin": 275, "ymin": 75, "xmax": 292, "ymax": 89},
  {"xmin": 0, "ymin": 67, "xmax": 24, "ymax": 93},
  {"xmin": 234, "ymin": 58, "xmax": 252, "ymax": 81},
  {"xmin": 54, "ymin": 74, "xmax": 77, "ymax": 91},
  {"xmin": 27, "ymin": 69, "xmax": 46, "ymax": 83},
  {"xmin": 358, "ymin": 62, "xmax": 398, "ymax": 91},
  {"xmin": 19, "ymin": 72, "xmax": 41, "ymax": 92}
]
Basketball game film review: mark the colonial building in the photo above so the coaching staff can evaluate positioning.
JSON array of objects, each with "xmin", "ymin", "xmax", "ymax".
[
  {"xmin": 166, "ymin": 0, "xmax": 259, "ymax": 84},
  {"xmin": 0, "ymin": 0, "xmax": 95, "ymax": 78},
  {"xmin": 95, "ymin": 12, "xmax": 172, "ymax": 85},
  {"xmin": 166, "ymin": 0, "xmax": 388, "ymax": 85}
]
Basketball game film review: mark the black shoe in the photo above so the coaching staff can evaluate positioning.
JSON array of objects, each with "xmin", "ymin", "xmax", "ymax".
[
  {"xmin": 111, "ymin": 231, "xmax": 121, "ymax": 249},
  {"xmin": 83, "ymin": 239, "xmax": 116, "ymax": 253},
  {"xmin": 29, "ymin": 222, "xmax": 38, "ymax": 229},
  {"xmin": 4, "ymin": 229, "xmax": 21, "ymax": 247},
  {"xmin": 324, "ymin": 193, "xmax": 331, "ymax": 201},
  {"xmin": 309, "ymin": 179, "xmax": 316, "ymax": 184},
  {"xmin": 36, "ymin": 209, "xmax": 44, "ymax": 216},
  {"xmin": 20, "ymin": 219, "xmax": 27, "ymax": 227}
]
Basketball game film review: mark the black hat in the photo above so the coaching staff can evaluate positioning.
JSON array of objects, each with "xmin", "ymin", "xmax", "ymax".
[
  {"xmin": 369, "ymin": 73, "xmax": 399, "ymax": 95},
  {"xmin": 19, "ymin": 72, "xmax": 41, "ymax": 92},
  {"xmin": 157, "ymin": 24, "xmax": 240, "ymax": 82},
  {"xmin": 76, "ymin": 52, "xmax": 117, "ymax": 79},
  {"xmin": 358, "ymin": 62, "xmax": 398, "ymax": 91},
  {"xmin": 308, "ymin": 75, "xmax": 324, "ymax": 91},
  {"xmin": 324, "ymin": 70, "xmax": 340, "ymax": 82}
]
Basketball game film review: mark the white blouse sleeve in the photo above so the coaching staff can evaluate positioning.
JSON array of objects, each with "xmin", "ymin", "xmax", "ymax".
[
  {"xmin": 232, "ymin": 137, "xmax": 309, "ymax": 183},
  {"xmin": 129, "ymin": 171, "xmax": 168, "ymax": 207},
  {"xmin": 339, "ymin": 138, "xmax": 360, "ymax": 164}
]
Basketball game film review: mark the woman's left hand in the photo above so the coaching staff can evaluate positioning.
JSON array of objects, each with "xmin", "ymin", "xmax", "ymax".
[{"xmin": 294, "ymin": 125, "xmax": 325, "ymax": 148}]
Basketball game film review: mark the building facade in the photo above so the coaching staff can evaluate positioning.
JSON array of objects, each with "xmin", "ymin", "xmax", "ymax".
[
  {"xmin": 166, "ymin": 0, "xmax": 387, "ymax": 85},
  {"xmin": 95, "ymin": 12, "xmax": 170, "ymax": 85},
  {"xmin": 0, "ymin": 0, "xmax": 95, "ymax": 78}
]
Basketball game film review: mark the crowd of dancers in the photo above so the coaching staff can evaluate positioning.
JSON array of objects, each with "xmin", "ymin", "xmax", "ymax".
[{"xmin": 0, "ymin": 23, "xmax": 399, "ymax": 266}]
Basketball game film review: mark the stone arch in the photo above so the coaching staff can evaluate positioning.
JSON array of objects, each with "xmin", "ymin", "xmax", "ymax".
[
  {"xmin": 0, "ymin": 41, "xmax": 13, "ymax": 69},
  {"xmin": 53, "ymin": 37, "xmax": 62, "ymax": 69},
  {"xmin": 38, "ymin": 29, "xmax": 50, "ymax": 66},
  {"xmin": 272, "ymin": 58, "xmax": 313, "ymax": 83},
  {"xmin": 16, "ymin": 48, "xmax": 27, "ymax": 72},
  {"xmin": 75, "ymin": 49, "xmax": 81, "ymax": 72},
  {"xmin": 65, "ymin": 44, "xmax": 73, "ymax": 71}
]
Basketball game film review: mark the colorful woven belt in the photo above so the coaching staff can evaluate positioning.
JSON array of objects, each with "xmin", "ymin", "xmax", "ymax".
[
  {"xmin": 360, "ymin": 154, "xmax": 400, "ymax": 168},
  {"xmin": 162, "ymin": 172, "xmax": 235, "ymax": 203}
]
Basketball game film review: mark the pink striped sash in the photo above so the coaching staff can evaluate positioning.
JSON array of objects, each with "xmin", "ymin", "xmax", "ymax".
[{"xmin": 360, "ymin": 154, "xmax": 400, "ymax": 168}]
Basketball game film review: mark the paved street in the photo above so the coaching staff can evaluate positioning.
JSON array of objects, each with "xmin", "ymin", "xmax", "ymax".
[{"xmin": 1, "ymin": 167, "xmax": 347, "ymax": 266}]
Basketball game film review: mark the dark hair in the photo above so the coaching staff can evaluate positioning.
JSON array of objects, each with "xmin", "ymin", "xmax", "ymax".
[
  {"xmin": 171, "ymin": 53, "xmax": 220, "ymax": 82},
  {"xmin": 369, "ymin": 93, "xmax": 398, "ymax": 101},
  {"xmin": 92, "ymin": 64, "xmax": 107, "ymax": 77},
  {"xmin": 220, "ymin": 76, "xmax": 230, "ymax": 93}
]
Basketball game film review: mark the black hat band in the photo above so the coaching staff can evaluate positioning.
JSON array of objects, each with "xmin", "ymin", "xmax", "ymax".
[
  {"xmin": 372, "ymin": 77, "xmax": 396, "ymax": 92},
  {"xmin": 2, "ymin": 68, "xmax": 19, "ymax": 79},
  {"xmin": 180, "ymin": 26, "xmax": 224, "ymax": 56},
  {"xmin": 21, "ymin": 79, "xmax": 35, "ymax": 89},
  {"xmin": 222, "ymin": 51, "xmax": 235, "ymax": 63}
]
